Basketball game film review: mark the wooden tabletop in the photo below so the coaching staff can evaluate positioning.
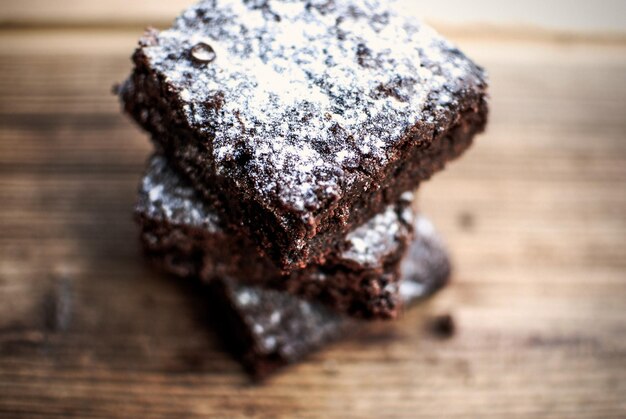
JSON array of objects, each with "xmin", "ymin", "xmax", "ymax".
[{"xmin": 1, "ymin": 10, "xmax": 625, "ymax": 419}]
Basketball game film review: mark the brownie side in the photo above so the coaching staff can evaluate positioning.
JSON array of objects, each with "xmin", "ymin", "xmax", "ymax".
[
  {"xmin": 119, "ymin": 0, "xmax": 489, "ymax": 269},
  {"xmin": 137, "ymin": 155, "xmax": 414, "ymax": 319},
  {"xmin": 156, "ymin": 102, "xmax": 484, "ymax": 271},
  {"xmin": 180, "ymin": 214, "xmax": 451, "ymax": 379}
]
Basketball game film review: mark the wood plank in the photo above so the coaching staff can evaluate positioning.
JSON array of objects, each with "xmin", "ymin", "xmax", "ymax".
[
  {"xmin": 0, "ymin": 29, "xmax": 625, "ymax": 418},
  {"xmin": 0, "ymin": 1, "xmax": 187, "ymax": 28}
]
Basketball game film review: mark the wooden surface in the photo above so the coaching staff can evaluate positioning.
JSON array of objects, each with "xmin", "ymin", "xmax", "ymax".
[{"xmin": 1, "ymin": 14, "xmax": 626, "ymax": 419}]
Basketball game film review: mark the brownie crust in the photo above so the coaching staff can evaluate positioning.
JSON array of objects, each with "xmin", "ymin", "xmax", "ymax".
[
  {"xmin": 120, "ymin": 0, "xmax": 488, "ymax": 269},
  {"xmin": 137, "ymin": 155, "xmax": 416, "ymax": 319}
]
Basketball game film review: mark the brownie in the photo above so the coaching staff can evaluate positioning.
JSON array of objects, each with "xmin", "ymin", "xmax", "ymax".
[
  {"xmin": 119, "ymin": 0, "xmax": 489, "ymax": 269},
  {"xmin": 137, "ymin": 155, "xmax": 416, "ymax": 319},
  {"xmin": 170, "ymin": 214, "xmax": 451, "ymax": 379}
]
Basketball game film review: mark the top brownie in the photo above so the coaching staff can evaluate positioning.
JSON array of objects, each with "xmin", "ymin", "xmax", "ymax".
[{"xmin": 119, "ymin": 0, "xmax": 488, "ymax": 269}]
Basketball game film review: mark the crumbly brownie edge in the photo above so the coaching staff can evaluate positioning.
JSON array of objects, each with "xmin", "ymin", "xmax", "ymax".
[
  {"xmin": 137, "ymin": 210, "xmax": 409, "ymax": 319},
  {"xmin": 136, "ymin": 155, "xmax": 416, "ymax": 318},
  {"xmin": 207, "ymin": 215, "xmax": 451, "ymax": 380}
]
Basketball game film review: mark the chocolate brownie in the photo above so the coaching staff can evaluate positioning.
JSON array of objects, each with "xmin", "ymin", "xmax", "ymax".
[
  {"xmin": 119, "ymin": 0, "xmax": 489, "ymax": 269},
  {"xmin": 137, "ymin": 155, "xmax": 415, "ymax": 319},
  {"xmin": 173, "ymin": 215, "xmax": 451, "ymax": 379}
]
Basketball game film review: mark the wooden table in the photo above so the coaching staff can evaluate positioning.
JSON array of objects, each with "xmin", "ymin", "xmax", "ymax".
[{"xmin": 1, "ymin": 14, "xmax": 625, "ymax": 419}]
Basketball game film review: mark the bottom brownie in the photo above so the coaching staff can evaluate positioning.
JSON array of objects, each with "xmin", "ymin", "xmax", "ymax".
[
  {"xmin": 136, "ymin": 155, "xmax": 417, "ymax": 319},
  {"xmin": 154, "ymin": 214, "xmax": 450, "ymax": 379}
]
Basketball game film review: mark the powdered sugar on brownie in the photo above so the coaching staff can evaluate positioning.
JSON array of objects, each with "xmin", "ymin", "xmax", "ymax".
[
  {"xmin": 138, "ymin": 154, "xmax": 413, "ymax": 268},
  {"xmin": 138, "ymin": 0, "xmax": 485, "ymax": 218},
  {"xmin": 137, "ymin": 155, "xmax": 222, "ymax": 232},
  {"xmin": 341, "ymin": 192, "xmax": 414, "ymax": 268},
  {"xmin": 227, "ymin": 278, "xmax": 343, "ymax": 361}
]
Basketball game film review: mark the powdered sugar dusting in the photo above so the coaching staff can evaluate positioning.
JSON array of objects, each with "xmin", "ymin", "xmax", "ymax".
[
  {"xmin": 137, "ymin": 155, "xmax": 222, "ymax": 232},
  {"xmin": 341, "ymin": 192, "xmax": 414, "ymax": 267},
  {"xmin": 227, "ymin": 278, "xmax": 346, "ymax": 360},
  {"xmin": 139, "ymin": 0, "xmax": 485, "ymax": 217}
]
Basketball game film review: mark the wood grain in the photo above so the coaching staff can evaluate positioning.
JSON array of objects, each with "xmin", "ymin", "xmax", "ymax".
[{"xmin": 0, "ymin": 24, "xmax": 625, "ymax": 419}]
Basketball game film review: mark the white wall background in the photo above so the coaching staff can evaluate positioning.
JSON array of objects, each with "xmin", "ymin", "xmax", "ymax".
[
  {"xmin": 400, "ymin": 0, "xmax": 626, "ymax": 33},
  {"xmin": 2, "ymin": 0, "xmax": 625, "ymax": 33}
]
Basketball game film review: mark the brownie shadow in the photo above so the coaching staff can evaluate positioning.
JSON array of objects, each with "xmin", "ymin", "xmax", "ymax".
[{"xmin": 61, "ymin": 161, "xmax": 244, "ymax": 378}]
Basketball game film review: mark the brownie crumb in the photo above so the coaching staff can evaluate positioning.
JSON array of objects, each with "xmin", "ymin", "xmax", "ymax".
[
  {"xmin": 427, "ymin": 313, "xmax": 455, "ymax": 338},
  {"xmin": 457, "ymin": 211, "xmax": 475, "ymax": 231}
]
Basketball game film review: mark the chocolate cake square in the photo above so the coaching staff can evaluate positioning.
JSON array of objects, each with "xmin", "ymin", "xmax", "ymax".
[
  {"xmin": 146, "ymin": 205, "xmax": 451, "ymax": 378},
  {"xmin": 119, "ymin": 0, "xmax": 488, "ymax": 269},
  {"xmin": 208, "ymin": 225, "xmax": 450, "ymax": 379},
  {"xmin": 137, "ymin": 155, "xmax": 421, "ymax": 319}
]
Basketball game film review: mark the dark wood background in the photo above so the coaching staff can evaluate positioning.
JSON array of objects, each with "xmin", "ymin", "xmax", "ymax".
[{"xmin": 1, "ymin": 2, "xmax": 625, "ymax": 417}]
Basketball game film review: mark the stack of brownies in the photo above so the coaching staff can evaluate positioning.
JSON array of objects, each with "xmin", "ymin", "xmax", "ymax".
[{"xmin": 117, "ymin": 0, "xmax": 488, "ymax": 378}]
